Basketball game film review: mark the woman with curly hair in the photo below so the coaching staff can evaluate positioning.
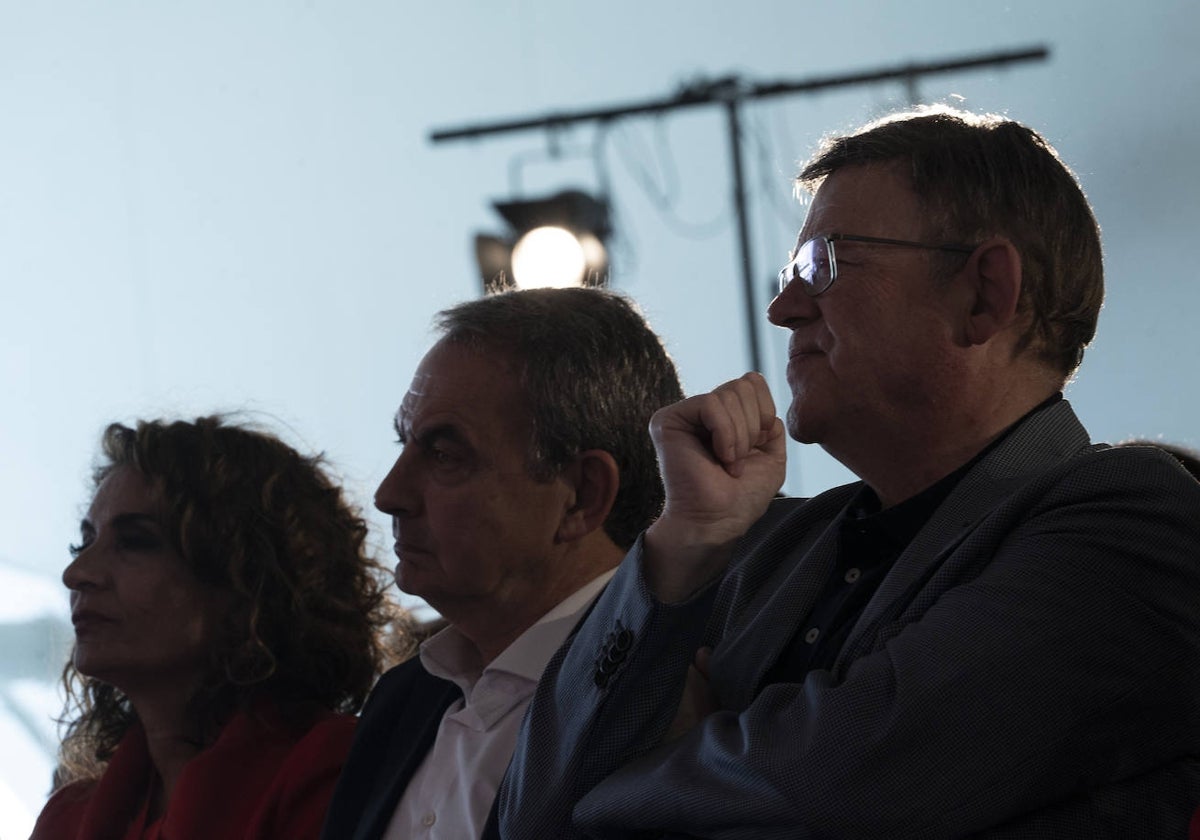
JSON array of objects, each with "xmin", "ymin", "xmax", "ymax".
[{"xmin": 32, "ymin": 416, "xmax": 409, "ymax": 840}]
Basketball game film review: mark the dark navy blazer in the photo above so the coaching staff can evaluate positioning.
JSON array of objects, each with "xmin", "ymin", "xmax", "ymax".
[{"xmin": 320, "ymin": 657, "xmax": 501, "ymax": 840}]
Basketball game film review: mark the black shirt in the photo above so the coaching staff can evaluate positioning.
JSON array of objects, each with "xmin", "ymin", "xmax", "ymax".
[{"xmin": 764, "ymin": 393, "xmax": 1063, "ymax": 681}]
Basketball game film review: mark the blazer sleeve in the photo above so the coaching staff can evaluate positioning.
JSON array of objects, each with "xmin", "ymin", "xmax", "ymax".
[
  {"xmin": 505, "ymin": 448, "xmax": 1200, "ymax": 839},
  {"xmin": 499, "ymin": 533, "xmax": 720, "ymax": 839}
]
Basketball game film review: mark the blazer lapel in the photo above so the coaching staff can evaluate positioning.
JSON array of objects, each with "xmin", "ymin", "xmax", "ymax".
[
  {"xmin": 711, "ymin": 487, "xmax": 858, "ymax": 709},
  {"xmin": 838, "ymin": 399, "xmax": 1094, "ymax": 666},
  {"xmin": 357, "ymin": 671, "xmax": 461, "ymax": 840}
]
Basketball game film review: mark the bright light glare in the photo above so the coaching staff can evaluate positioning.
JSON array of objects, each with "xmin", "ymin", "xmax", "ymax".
[
  {"xmin": 510, "ymin": 226, "xmax": 586, "ymax": 288},
  {"xmin": 0, "ymin": 779, "xmax": 35, "ymax": 840}
]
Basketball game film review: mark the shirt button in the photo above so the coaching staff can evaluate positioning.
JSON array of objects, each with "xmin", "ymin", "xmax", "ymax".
[
  {"xmin": 422, "ymin": 813, "xmax": 436, "ymax": 827},
  {"xmin": 844, "ymin": 567, "xmax": 861, "ymax": 583},
  {"xmin": 804, "ymin": 627, "xmax": 820, "ymax": 644}
]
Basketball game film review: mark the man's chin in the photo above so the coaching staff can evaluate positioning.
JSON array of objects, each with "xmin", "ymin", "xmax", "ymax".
[
  {"xmin": 392, "ymin": 562, "xmax": 426, "ymax": 597},
  {"xmin": 786, "ymin": 404, "xmax": 820, "ymax": 444}
]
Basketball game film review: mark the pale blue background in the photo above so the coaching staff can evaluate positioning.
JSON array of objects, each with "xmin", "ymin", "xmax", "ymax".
[{"xmin": 2, "ymin": 1, "xmax": 1198, "ymax": 833}]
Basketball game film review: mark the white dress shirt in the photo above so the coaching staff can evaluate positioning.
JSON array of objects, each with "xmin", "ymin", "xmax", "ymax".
[{"xmin": 383, "ymin": 569, "xmax": 615, "ymax": 839}]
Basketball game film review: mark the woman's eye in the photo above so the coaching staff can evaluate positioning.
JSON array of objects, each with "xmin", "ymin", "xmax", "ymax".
[
  {"xmin": 66, "ymin": 529, "xmax": 164, "ymax": 557},
  {"xmin": 116, "ymin": 530, "xmax": 163, "ymax": 551}
]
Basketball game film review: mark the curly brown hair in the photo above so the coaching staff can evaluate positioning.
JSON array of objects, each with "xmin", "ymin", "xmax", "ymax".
[{"xmin": 55, "ymin": 416, "xmax": 412, "ymax": 786}]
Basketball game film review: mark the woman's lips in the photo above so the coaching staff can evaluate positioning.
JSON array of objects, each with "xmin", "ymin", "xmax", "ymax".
[{"xmin": 71, "ymin": 609, "xmax": 116, "ymax": 633}]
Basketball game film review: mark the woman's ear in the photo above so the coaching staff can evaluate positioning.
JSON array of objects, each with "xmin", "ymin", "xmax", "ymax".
[
  {"xmin": 556, "ymin": 449, "xmax": 620, "ymax": 544},
  {"xmin": 960, "ymin": 237, "xmax": 1023, "ymax": 346}
]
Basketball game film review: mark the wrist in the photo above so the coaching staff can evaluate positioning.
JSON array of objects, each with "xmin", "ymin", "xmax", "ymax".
[{"xmin": 643, "ymin": 520, "xmax": 737, "ymax": 604}]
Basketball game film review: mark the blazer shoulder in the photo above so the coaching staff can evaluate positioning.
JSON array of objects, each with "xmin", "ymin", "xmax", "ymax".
[
  {"xmin": 362, "ymin": 657, "xmax": 441, "ymax": 710},
  {"xmin": 356, "ymin": 656, "xmax": 461, "ymax": 741},
  {"xmin": 1045, "ymin": 441, "xmax": 1200, "ymax": 503}
]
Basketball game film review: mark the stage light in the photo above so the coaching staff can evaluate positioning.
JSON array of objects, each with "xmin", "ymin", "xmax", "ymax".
[
  {"xmin": 511, "ymin": 226, "xmax": 586, "ymax": 288},
  {"xmin": 474, "ymin": 189, "xmax": 611, "ymax": 293}
]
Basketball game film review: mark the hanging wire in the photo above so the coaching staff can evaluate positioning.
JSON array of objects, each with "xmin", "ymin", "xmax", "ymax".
[
  {"xmin": 743, "ymin": 104, "xmax": 810, "ymax": 231},
  {"xmin": 592, "ymin": 120, "xmax": 638, "ymax": 278},
  {"xmin": 603, "ymin": 117, "xmax": 731, "ymax": 240},
  {"xmin": 506, "ymin": 127, "xmax": 597, "ymax": 197}
]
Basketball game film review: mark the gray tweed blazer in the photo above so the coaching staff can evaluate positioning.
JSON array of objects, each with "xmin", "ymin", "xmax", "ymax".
[{"xmin": 499, "ymin": 399, "xmax": 1200, "ymax": 839}]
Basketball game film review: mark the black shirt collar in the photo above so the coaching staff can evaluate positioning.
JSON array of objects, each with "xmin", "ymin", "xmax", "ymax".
[{"xmin": 845, "ymin": 392, "xmax": 1064, "ymax": 547}]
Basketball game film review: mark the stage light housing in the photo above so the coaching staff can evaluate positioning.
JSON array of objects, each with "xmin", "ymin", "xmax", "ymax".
[{"xmin": 474, "ymin": 189, "xmax": 611, "ymax": 293}]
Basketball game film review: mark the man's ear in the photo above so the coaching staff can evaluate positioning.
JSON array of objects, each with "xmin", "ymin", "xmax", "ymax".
[
  {"xmin": 556, "ymin": 449, "xmax": 620, "ymax": 544},
  {"xmin": 959, "ymin": 236, "xmax": 1023, "ymax": 346}
]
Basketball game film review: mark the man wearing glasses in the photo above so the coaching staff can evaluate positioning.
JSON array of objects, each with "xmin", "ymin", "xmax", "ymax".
[{"xmin": 500, "ymin": 107, "xmax": 1200, "ymax": 838}]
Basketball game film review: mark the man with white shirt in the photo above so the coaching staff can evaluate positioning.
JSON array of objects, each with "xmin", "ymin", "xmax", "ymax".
[{"xmin": 320, "ymin": 287, "xmax": 684, "ymax": 840}]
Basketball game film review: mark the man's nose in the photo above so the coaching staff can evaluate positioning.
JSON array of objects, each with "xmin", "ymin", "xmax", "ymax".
[
  {"xmin": 767, "ymin": 279, "xmax": 819, "ymax": 329},
  {"xmin": 375, "ymin": 451, "xmax": 419, "ymax": 517}
]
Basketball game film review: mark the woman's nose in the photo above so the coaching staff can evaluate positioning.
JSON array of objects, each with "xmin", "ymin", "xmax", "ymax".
[{"xmin": 62, "ymin": 544, "xmax": 105, "ymax": 591}]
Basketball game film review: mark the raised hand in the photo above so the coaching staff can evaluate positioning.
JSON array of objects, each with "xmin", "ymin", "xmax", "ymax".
[{"xmin": 644, "ymin": 372, "xmax": 786, "ymax": 602}]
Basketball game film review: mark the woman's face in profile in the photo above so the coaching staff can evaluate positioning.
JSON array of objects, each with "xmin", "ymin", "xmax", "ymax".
[{"xmin": 63, "ymin": 466, "xmax": 221, "ymax": 698}]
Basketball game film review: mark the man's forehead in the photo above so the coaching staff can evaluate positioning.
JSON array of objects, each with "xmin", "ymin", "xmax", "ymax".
[
  {"xmin": 401, "ymin": 369, "xmax": 433, "ymax": 407},
  {"xmin": 393, "ymin": 339, "xmax": 526, "ymax": 434},
  {"xmin": 796, "ymin": 162, "xmax": 915, "ymax": 243},
  {"xmin": 395, "ymin": 368, "xmax": 443, "ymax": 432},
  {"xmin": 795, "ymin": 179, "xmax": 855, "ymax": 243}
]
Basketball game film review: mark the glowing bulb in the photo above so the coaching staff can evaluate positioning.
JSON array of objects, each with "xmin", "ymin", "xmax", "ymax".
[{"xmin": 510, "ymin": 226, "xmax": 586, "ymax": 288}]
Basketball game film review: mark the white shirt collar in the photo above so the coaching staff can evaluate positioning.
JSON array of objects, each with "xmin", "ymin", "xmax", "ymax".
[{"xmin": 419, "ymin": 568, "xmax": 616, "ymax": 706}]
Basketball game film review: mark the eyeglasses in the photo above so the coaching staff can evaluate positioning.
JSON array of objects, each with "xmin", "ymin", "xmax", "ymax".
[{"xmin": 777, "ymin": 234, "xmax": 977, "ymax": 297}]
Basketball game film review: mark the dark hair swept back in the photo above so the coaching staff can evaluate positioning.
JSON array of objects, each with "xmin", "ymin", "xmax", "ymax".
[
  {"xmin": 799, "ymin": 105, "xmax": 1104, "ymax": 377},
  {"xmin": 434, "ymin": 287, "xmax": 684, "ymax": 550}
]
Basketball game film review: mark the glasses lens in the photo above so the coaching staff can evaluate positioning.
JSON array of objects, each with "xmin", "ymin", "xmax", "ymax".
[{"xmin": 778, "ymin": 238, "xmax": 832, "ymax": 296}]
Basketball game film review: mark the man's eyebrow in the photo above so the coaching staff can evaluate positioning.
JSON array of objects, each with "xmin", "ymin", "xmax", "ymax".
[
  {"xmin": 392, "ymin": 413, "xmax": 470, "ymax": 449},
  {"xmin": 788, "ymin": 232, "xmax": 809, "ymax": 261},
  {"xmin": 413, "ymin": 423, "xmax": 470, "ymax": 449}
]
